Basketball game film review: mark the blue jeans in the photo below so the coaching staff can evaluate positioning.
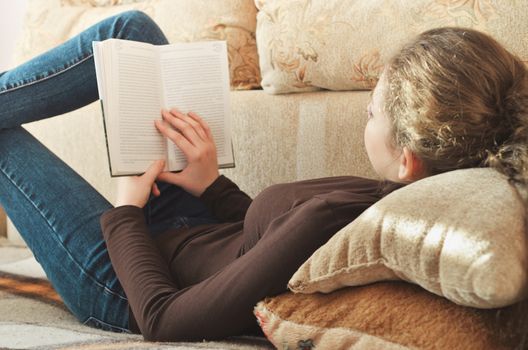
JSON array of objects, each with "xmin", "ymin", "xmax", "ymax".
[{"xmin": 0, "ymin": 11, "xmax": 218, "ymax": 333}]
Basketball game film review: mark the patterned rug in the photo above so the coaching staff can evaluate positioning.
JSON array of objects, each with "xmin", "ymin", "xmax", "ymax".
[
  {"xmin": 0, "ymin": 271, "xmax": 64, "ymax": 307},
  {"xmin": 0, "ymin": 239, "xmax": 273, "ymax": 350}
]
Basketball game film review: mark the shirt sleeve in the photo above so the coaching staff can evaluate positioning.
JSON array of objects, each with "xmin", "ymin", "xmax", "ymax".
[
  {"xmin": 199, "ymin": 175, "xmax": 252, "ymax": 222},
  {"xmin": 100, "ymin": 205, "xmax": 177, "ymax": 336},
  {"xmin": 100, "ymin": 196, "xmax": 355, "ymax": 342}
]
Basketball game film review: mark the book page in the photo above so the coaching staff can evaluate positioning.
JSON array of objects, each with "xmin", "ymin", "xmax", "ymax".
[
  {"xmin": 107, "ymin": 39, "xmax": 166, "ymax": 175},
  {"xmin": 159, "ymin": 41, "xmax": 233, "ymax": 171}
]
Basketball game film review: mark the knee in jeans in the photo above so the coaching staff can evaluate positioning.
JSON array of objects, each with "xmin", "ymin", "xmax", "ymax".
[
  {"xmin": 113, "ymin": 10, "xmax": 167, "ymax": 44},
  {"xmin": 120, "ymin": 10, "xmax": 152, "ymax": 24},
  {"xmin": 116, "ymin": 10, "xmax": 153, "ymax": 30}
]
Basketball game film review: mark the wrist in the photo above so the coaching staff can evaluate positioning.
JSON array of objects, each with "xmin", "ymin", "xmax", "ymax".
[
  {"xmin": 193, "ymin": 173, "xmax": 220, "ymax": 197},
  {"xmin": 115, "ymin": 202, "xmax": 143, "ymax": 209}
]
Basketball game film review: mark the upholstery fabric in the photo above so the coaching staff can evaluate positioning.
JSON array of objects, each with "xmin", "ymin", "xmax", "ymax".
[
  {"xmin": 18, "ymin": 90, "xmax": 376, "ymax": 206},
  {"xmin": 12, "ymin": 1, "xmax": 383, "ymax": 209},
  {"xmin": 61, "ymin": 0, "xmax": 145, "ymax": 6},
  {"xmin": 14, "ymin": 0, "xmax": 260, "ymax": 90},
  {"xmin": 255, "ymin": 0, "xmax": 528, "ymax": 94},
  {"xmin": 289, "ymin": 168, "xmax": 528, "ymax": 308},
  {"xmin": 254, "ymin": 282, "xmax": 524, "ymax": 349}
]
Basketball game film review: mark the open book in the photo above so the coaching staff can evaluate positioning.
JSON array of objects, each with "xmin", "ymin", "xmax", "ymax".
[{"xmin": 92, "ymin": 39, "xmax": 235, "ymax": 176}]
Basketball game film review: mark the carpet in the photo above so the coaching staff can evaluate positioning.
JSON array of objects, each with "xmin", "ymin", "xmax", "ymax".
[{"xmin": 0, "ymin": 238, "xmax": 274, "ymax": 350}]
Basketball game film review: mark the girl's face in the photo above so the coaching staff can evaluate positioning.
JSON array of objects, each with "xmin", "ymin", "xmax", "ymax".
[{"xmin": 363, "ymin": 73, "xmax": 402, "ymax": 182}]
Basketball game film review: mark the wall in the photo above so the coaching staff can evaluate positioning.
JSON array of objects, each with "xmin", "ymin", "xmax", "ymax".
[
  {"xmin": 0, "ymin": 0, "xmax": 29, "ymax": 238},
  {"xmin": 0, "ymin": 0, "xmax": 29, "ymax": 71}
]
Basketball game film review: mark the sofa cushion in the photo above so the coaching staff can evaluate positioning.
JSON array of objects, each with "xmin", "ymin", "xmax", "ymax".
[
  {"xmin": 61, "ymin": 0, "xmax": 145, "ymax": 6},
  {"xmin": 288, "ymin": 168, "xmax": 528, "ymax": 309},
  {"xmin": 254, "ymin": 0, "xmax": 528, "ymax": 94},
  {"xmin": 254, "ymin": 282, "xmax": 524, "ymax": 349},
  {"xmin": 15, "ymin": 0, "xmax": 260, "ymax": 90}
]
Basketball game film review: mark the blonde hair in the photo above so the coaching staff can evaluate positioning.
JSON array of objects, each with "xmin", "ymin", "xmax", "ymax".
[
  {"xmin": 384, "ymin": 27, "xmax": 528, "ymax": 184},
  {"xmin": 383, "ymin": 27, "xmax": 528, "ymax": 347}
]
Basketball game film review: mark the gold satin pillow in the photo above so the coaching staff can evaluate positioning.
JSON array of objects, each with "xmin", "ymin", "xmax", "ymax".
[
  {"xmin": 254, "ymin": 282, "xmax": 524, "ymax": 349},
  {"xmin": 254, "ymin": 0, "xmax": 528, "ymax": 94},
  {"xmin": 15, "ymin": 0, "xmax": 260, "ymax": 90},
  {"xmin": 289, "ymin": 168, "xmax": 528, "ymax": 309}
]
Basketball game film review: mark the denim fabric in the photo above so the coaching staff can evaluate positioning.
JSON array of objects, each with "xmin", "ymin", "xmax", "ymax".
[
  {"xmin": 0, "ymin": 10, "xmax": 217, "ymax": 333},
  {"xmin": 143, "ymin": 181, "xmax": 219, "ymax": 237}
]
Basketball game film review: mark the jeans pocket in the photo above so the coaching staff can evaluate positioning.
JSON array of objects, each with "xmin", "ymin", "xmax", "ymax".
[
  {"xmin": 184, "ymin": 216, "xmax": 219, "ymax": 228},
  {"xmin": 83, "ymin": 316, "xmax": 131, "ymax": 334},
  {"xmin": 148, "ymin": 217, "xmax": 186, "ymax": 237}
]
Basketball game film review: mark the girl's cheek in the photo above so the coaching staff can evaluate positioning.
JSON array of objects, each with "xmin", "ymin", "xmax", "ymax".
[
  {"xmin": 364, "ymin": 122, "xmax": 377, "ymax": 165},
  {"xmin": 363, "ymin": 122, "xmax": 371, "ymax": 155}
]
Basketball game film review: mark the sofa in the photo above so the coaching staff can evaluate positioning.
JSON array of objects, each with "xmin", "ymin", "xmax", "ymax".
[
  {"xmin": 9, "ymin": 0, "xmax": 528, "ymax": 209},
  {"xmin": 8, "ymin": 0, "xmax": 381, "ymax": 241},
  {"xmin": 5, "ymin": 0, "xmax": 528, "ymax": 348}
]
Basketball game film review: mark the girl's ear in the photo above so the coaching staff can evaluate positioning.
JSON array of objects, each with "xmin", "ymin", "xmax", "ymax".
[{"xmin": 398, "ymin": 147, "xmax": 425, "ymax": 182}]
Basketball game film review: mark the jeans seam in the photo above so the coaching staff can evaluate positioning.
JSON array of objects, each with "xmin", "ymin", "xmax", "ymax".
[
  {"xmin": 0, "ymin": 53, "xmax": 94, "ymax": 95},
  {"xmin": 0, "ymin": 165, "xmax": 127, "ymax": 302},
  {"xmin": 83, "ymin": 315, "xmax": 131, "ymax": 333},
  {"xmin": 179, "ymin": 216, "xmax": 189, "ymax": 228}
]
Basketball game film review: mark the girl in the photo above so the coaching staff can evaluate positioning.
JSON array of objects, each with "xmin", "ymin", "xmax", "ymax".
[{"xmin": 0, "ymin": 10, "xmax": 526, "ymax": 345}]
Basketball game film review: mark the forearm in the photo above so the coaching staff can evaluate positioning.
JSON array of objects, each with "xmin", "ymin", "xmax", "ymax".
[
  {"xmin": 100, "ymin": 206, "xmax": 180, "ymax": 336},
  {"xmin": 99, "ymin": 197, "xmax": 341, "ymax": 341},
  {"xmin": 100, "ymin": 205, "xmax": 259, "ymax": 341}
]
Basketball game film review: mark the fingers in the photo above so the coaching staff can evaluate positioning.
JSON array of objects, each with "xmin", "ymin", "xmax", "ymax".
[
  {"xmin": 173, "ymin": 109, "xmax": 210, "ymax": 141},
  {"xmin": 161, "ymin": 109, "xmax": 208, "ymax": 145},
  {"xmin": 160, "ymin": 109, "xmax": 202, "ymax": 146},
  {"xmin": 155, "ymin": 118, "xmax": 194, "ymax": 157},
  {"xmin": 187, "ymin": 111, "xmax": 214, "ymax": 141},
  {"xmin": 144, "ymin": 159, "xmax": 165, "ymax": 183},
  {"xmin": 151, "ymin": 182, "xmax": 160, "ymax": 197},
  {"xmin": 156, "ymin": 108, "xmax": 217, "ymax": 160}
]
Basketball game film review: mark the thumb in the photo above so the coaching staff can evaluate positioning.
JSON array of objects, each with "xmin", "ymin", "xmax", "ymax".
[{"xmin": 144, "ymin": 159, "xmax": 166, "ymax": 182}]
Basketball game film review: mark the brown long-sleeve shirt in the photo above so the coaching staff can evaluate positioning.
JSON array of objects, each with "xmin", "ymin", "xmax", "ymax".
[{"xmin": 100, "ymin": 175, "xmax": 404, "ymax": 342}]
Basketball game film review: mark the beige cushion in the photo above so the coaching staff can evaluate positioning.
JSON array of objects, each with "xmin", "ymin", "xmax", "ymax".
[
  {"xmin": 288, "ymin": 168, "xmax": 528, "ymax": 308},
  {"xmin": 61, "ymin": 0, "xmax": 145, "ymax": 6},
  {"xmin": 15, "ymin": 0, "xmax": 260, "ymax": 90},
  {"xmin": 255, "ymin": 0, "xmax": 528, "ymax": 94},
  {"xmin": 254, "ymin": 282, "xmax": 524, "ymax": 349}
]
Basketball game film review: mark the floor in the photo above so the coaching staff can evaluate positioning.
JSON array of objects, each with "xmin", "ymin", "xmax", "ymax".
[{"xmin": 0, "ymin": 237, "xmax": 274, "ymax": 350}]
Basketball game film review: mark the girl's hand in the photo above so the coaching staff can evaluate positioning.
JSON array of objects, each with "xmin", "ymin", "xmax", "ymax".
[
  {"xmin": 115, "ymin": 159, "xmax": 166, "ymax": 208},
  {"xmin": 154, "ymin": 108, "xmax": 219, "ymax": 197}
]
